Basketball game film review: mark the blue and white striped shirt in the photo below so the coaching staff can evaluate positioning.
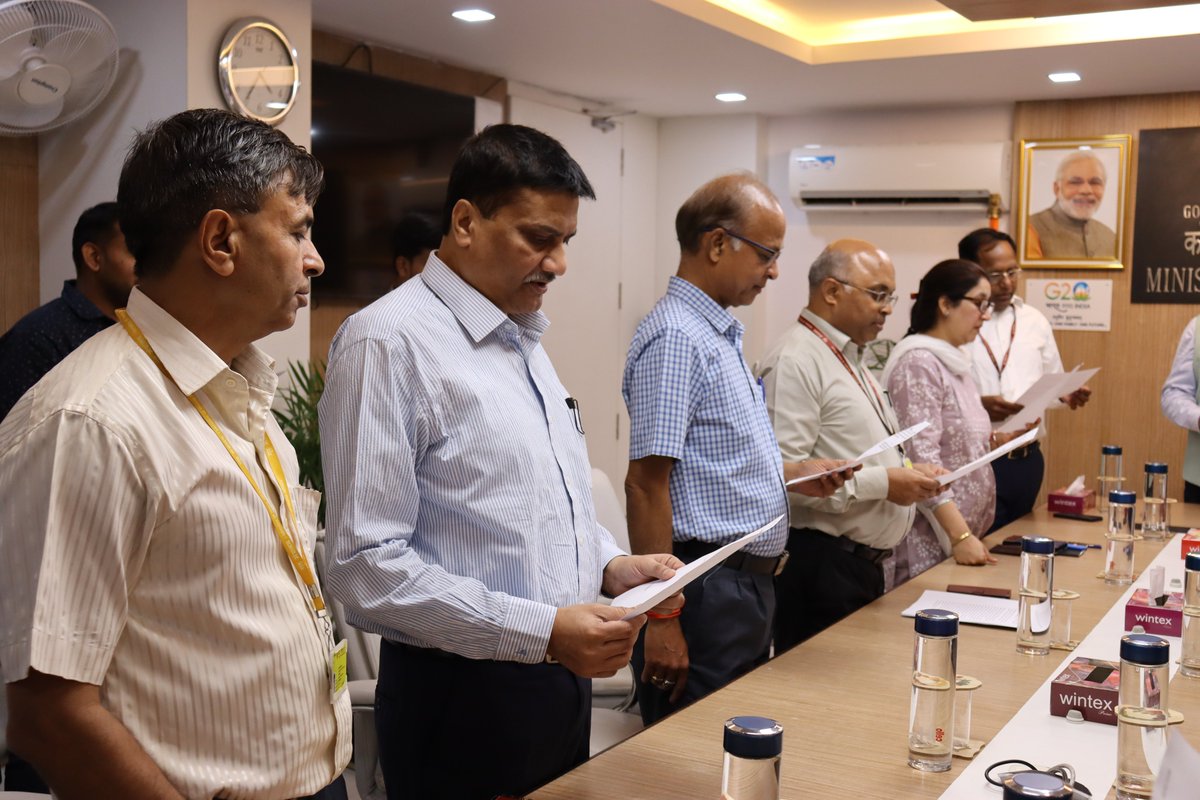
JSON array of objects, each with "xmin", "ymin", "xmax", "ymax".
[
  {"xmin": 623, "ymin": 276, "xmax": 788, "ymax": 557},
  {"xmin": 319, "ymin": 254, "xmax": 623, "ymax": 663}
]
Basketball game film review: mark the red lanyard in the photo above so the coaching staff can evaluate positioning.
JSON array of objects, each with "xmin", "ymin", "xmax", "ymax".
[
  {"xmin": 798, "ymin": 315, "xmax": 894, "ymax": 436},
  {"xmin": 979, "ymin": 310, "xmax": 1018, "ymax": 378}
]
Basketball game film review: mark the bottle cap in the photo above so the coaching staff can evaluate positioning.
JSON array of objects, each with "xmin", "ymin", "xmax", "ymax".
[
  {"xmin": 723, "ymin": 716, "xmax": 783, "ymax": 759},
  {"xmin": 1145, "ymin": 462, "xmax": 1168, "ymax": 474},
  {"xmin": 1109, "ymin": 490, "xmax": 1136, "ymax": 504},
  {"xmin": 1002, "ymin": 770, "xmax": 1073, "ymax": 798},
  {"xmin": 1102, "ymin": 445, "xmax": 1123, "ymax": 455},
  {"xmin": 1021, "ymin": 536, "xmax": 1055, "ymax": 555},
  {"xmin": 914, "ymin": 608, "xmax": 959, "ymax": 637},
  {"xmin": 1120, "ymin": 633, "xmax": 1170, "ymax": 666},
  {"xmin": 1187, "ymin": 551, "xmax": 1200, "ymax": 572}
]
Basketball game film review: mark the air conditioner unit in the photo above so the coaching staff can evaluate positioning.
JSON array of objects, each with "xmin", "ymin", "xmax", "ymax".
[{"xmin": 789, "ymin": 142, "xmax": 1010, "ymax": 213}]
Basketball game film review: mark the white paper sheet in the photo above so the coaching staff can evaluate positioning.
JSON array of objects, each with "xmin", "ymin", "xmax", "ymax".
[
  {"xmin": 935, "ymin": 426, "xmax": 1040, "ymax": 486},
  {"xmin": 994, "ymin": 367, "xmax": 1099, "ymax": 433},
  {"xmin": 784, "ymin": 421, "xmax": 930, "ymax": 486},
  {"xmin": 1153, "ymin": 730, "xmax": 1200, "ymax": 800},
  {"xmin": 610, "ymin": 515, "xmax": 785, "ymax": 620},
  {"xmin": 901, "ymin": 589, "xmax": 1023, "ymax": 630}
]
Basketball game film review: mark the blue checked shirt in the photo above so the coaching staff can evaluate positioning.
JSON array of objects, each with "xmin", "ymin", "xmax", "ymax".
[
  {"xmin": 623, "ymin": 276, "xmax": 788, "ymax": 557},
  {"xmin": 319, "ymin": 254, "xmax": 624, "ymax": 663}
]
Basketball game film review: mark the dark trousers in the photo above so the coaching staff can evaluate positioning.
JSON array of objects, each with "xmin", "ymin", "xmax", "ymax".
[
  {"xmin": 298, "ymin": 775, "xmax": 348, "ymax": 800},
  {"xmin": 1187, "ymin": 482, "xmax": 1200, "ymax": 504},
  {"xmin": 774, "ymin": 527, "xmax": 886, "ymax": 653},
  {"xmin": 376, "ymin": 640, "xmax": 591, "ymax": 800},
  {"xmin": 988, "ymin": 443, "xmax": 1045, "ymax": 533},
  {"xmin": 632, "ymin": 550, "xmax": 774, "ymax": 726},
  {"xmin": 2, "ymin": 751, "xmax": 48, "ymax": 793}
]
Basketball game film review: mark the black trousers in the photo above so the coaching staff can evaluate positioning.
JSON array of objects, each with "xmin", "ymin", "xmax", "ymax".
[
  {"xmin": 773, "ymin": 527, "xmax": 886, "ymax": 653},
  {"xmin": 632, "ymin": 550, "xmax": 774, "ymax": 725},
  {"xmin": 988, "ymin": 443, "xmax": 1045, "ymax": 533},
  {"xmin": 299, "ymin": 775, "xmax": 348, "ymax": 800},
  {"xmin": 1186, "ymin": 482, "xmax": 1200, "ymax": 504},
  {"xmin": 376, "ymin": 640, "xmax": 591, "ymax": 800}
]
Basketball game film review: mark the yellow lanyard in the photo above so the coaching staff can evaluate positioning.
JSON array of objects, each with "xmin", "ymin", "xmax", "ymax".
[{"xmin": 116, "ymin": 310, "xmax": 327, "ymax": 618}]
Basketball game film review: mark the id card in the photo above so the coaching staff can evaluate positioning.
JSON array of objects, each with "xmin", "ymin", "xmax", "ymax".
[{"xmin": 329, "ymin": 638, "xmax": 348, "ymax": 702}]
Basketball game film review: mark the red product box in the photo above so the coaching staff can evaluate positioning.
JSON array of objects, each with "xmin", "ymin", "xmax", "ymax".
[
  {"xmin": 1047, "ymin": 488, "xmax": 1097, "ymax": 515},
  {"xmin": 1124, "ymin": 588, "xmax": 1184, "ymax": 637},
  {"xmin": 1181, "ymin": 530, "xmax": 1200, "ymax": 559},
  {"xmin": 1050, "ymin": 657, "xmax": 1120, "ymax": 726}
]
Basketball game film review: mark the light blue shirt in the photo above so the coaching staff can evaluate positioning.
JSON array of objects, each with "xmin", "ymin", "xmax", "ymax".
[
  {"xmin": 319, "ymin": 254, "xmax": 623, "ymax": 663},
  {"xmin": 623, "ymin": 276, "xmax": 788, "ymax": 557},
  {"xmin": 1162, "ymin": 317, "xmax": 1200, "ymax": 433}
]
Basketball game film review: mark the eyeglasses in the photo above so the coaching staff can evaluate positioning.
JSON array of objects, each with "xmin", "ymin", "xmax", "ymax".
[
  {"xmin": 985, "ymin": 268, "xmax": 1022, "ymax": 284},
  {"xmin": 834, "ymin": 279, "xmax": 898, "ymax": 307},
  {"xmin": 960, "ymin": 295, "xmax": 994, "ymax": 315},
  {"xmin": 707, "ymin": 227, "xmax": 780, "ymax": 265}
]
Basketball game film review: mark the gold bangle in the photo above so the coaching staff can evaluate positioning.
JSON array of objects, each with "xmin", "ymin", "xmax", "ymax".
[{"xmin": 952, "ymin": 530, "xmax": 973, "ymax": 545}]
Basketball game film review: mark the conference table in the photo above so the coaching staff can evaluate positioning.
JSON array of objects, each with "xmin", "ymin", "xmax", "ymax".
[{"xmin": 532, "ymin": 504, "xmax": 1200, "ymax": 799}]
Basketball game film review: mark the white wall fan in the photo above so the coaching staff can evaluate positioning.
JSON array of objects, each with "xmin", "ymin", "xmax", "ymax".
[{"xmin": 0, "ymin": 0, "xmax": 118, "ymax": 135}]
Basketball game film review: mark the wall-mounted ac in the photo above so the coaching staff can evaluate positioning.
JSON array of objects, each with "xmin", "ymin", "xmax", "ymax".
[{"xmin": 789, "ymin": 142, "xmax": 1010, "ymax": 212}]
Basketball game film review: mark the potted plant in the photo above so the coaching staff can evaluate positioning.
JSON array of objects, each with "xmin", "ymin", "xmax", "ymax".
[{"xmin": 273, "ymin": 360, "xmax": 326, "ymax": 526}]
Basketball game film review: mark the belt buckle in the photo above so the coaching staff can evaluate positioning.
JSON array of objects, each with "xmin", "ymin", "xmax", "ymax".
[{"xmin": 773, "ymin": 550, "xmax": 790, "ymax": 577}]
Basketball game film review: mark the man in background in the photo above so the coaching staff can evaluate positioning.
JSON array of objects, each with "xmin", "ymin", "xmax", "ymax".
[
  {"xmin": 1, "ymin": 108, "xmax": 350, "ymax": 800},
  {"xmin": 1026, "ymin": 150, "xmax": 1117, "ymax": 260},
  {"xmin": 1161, "ymin": 317, "xmax": 1200, "ymax": 502},
  {"xmin": 390, "ymin": 210, "xmax": 440, "ymax": 287},
  {"xmin": 624, "ymin": 174, "xmax": 849, "ymax": 725},
  {"xmin": 320, "ymin": 124, "xmax": 679, "ymax": 800},
  {"xmin": 756, "ymin": 239, "xmax": 946, "ymax": 650},
  {"xmin": 959, "ymin": 228, "xmax": 1091, "ymax": 530},
  {"xmin": 0, "ymin": 202, "xmax": 136, "ymax": 419}
]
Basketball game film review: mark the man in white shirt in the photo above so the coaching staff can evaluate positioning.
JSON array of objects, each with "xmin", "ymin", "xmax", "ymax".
[
  {"xmin": 959, "ymin": 229, "xmax": 1091, "ymax": 531},
  {"xmin": 756, "ymin": 239, "xmax": 945, "ymax": 649},
  {"xmin": 1, "ymin": 108, "xmax": 351, "ymax": 800}
]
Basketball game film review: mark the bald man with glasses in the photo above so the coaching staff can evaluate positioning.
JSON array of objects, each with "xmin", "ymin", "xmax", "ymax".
[{"xmin": 755, "ymin": 239, "xmax": 945, "ymax": 649}]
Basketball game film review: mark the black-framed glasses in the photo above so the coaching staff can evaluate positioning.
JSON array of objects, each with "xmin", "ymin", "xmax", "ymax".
[
  {"xmin": 833, "ymin": 279, "xmax": 898, "ymax": 307},
  {"xmin": 960, "ymin": 295, "xmax": 995, "ymax": 315},
  {"xmin": 985, "ymin": 268, "xmax": 1022, "ymax": 284},
  {"xmin": 706, "ymin": 227, "xmax": 780, "ymax": 265}
]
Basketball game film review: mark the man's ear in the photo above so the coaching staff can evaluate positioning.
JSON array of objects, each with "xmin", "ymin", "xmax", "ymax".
[
  {"xmin": 704, "ymin": 229, "xmax": 725, "ymax": 265},
  {"xmin": 198, "ymin": 209, "xmax": 237, "ymax": 277},
  {"xmin": 448, "ymin": 199, "xmax": 477, "ymax": 248},
  {"xmin": 79, "ymin": 241, "xmax": 103, "ymax": 274}
]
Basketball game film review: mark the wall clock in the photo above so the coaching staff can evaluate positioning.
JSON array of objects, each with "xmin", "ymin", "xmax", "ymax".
[{"xmin": 217, "ymin": 17, "xmax": 299, "ymax": 126}]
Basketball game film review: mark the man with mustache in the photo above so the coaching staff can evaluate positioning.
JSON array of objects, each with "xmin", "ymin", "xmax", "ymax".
[
  {"xmin": 755, "ymin": 239, "xmax": 945, "ymax": 649},
  {"xmin": 319, "ymin": 124, "xmax": 680, "ymax": 800},
  {"xmin": 1026, "ymin": 151, "xmax": 1117, "ymax": 260}
]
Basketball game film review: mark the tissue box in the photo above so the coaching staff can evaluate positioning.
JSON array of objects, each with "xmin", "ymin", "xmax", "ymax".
[
  {"xmin": 1050, "ymin": 657, "xmax": 1119, "ymax": 726},
  {"xmin": 1182, "ymin": 530, "xmax": 1200, "ymax": 559},
  {"xmin": 1047, "ymin": 487, "xmax": 1096, "ymax": 515},
  {"xmin": 1124, "ymin": 588, "xmax": 1184, "ymax": 637}
]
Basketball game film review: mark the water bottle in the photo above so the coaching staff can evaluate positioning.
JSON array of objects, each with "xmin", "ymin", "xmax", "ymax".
[
  {"xmin": 908, "ymin": 608, "xmax": 958, "ymax": 772},
  {"xmin": 1017, "ymin": 536, "xmax": 1054, "ymax": 656},
  {"xmin": 1105, "ymin": 490, "xmax": 1137, "ymax": 586},
  {"xmin": 1002, "ymin": 771, "xmax": 1074, "ymax": 798},
  {"xmin": 1140, "ymin": 462, "xmax": 1170, "ymax": 540},
  {"xmin": 1098, "ymin": 445, "xmax": 1124, "ymax": 512},
  {"xmin": 1116, "ymin": 634, "xmax": 1171, "ymax": 799},
  {"xmin": 1182, "ymin": 551, "xmax": 1200, "ymax": 678},
  {"xmin": 722, "ymin": 716, "xmax": 782, "ymax": 800}
]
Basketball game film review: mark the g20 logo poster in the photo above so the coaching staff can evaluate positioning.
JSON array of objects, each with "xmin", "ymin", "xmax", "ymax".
[{"xmin": 1043, "ymin": 281, "xmax": 1092, "ymax": 302}]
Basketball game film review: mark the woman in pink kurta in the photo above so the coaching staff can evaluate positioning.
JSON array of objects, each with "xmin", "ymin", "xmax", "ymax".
[{"xmin": 882, "ymin": 259, "xmax": 998, "ymax": 586}]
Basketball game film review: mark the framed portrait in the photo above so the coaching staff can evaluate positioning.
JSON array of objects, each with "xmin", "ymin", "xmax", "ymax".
[{"xmin": 1016, "ymin": 135, "xmax": 1131, "ymax": 270}]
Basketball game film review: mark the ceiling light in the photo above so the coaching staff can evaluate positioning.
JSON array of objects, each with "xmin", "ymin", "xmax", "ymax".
[
  {"xmin": 715, "ymin": 92, "xmax": 747, "ymax": 103},
  {"xmin": 1048, "ymin": 72, "xmax": 1081, "ymax": 83},
  {"xmin": 804, "ymin": 143, "xmax": 822, "ymax": 149},
  {"xmin": 452, "ymin": 9, "xmax": 495, "ymax": 22}
]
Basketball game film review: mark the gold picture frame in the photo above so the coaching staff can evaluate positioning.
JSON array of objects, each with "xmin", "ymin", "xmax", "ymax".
[{"xmin": 1016, "ymin": 135, "xmax": 1131, "ymax": 270}]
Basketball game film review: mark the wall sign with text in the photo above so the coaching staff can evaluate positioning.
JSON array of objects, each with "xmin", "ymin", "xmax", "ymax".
[
  {"xmin": 1131, "ymin": 127, "xmax": 1200, "ymax": 304},
  {"xmin": 1025, "ymin": 279, "xmax": 1113, "ymax": 331}
]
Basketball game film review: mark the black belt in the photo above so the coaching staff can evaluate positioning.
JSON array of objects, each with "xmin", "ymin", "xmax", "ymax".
[
  {"xmin": 674, "ymin": 538, "xmax": 789, "ymax": 576},
  {"xmin": 1005, "ymin": 440, "xmax": 1042, "ymax": 460},
  {"xmin": 792, "ymin": 527, "xmax": 892, "ymax": 566}
]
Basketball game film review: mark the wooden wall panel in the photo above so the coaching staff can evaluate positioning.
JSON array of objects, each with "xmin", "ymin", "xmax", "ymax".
[
  {"xmin": 1014, "ymin": 92, "xmax": 1200, "ymax": 503},
  {"xmin": 1, "ymin": 137, "xmax": 39, "ymax": 332}
]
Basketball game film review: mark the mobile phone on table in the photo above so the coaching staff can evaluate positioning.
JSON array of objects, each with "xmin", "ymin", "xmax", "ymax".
[{"xmin": 1053, "ymin": 512, "xmax": 1103, "ymax": 522}]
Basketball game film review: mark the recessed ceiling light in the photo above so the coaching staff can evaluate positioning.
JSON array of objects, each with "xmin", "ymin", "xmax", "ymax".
[
  {"xmin": 715, "ymin": 92, "xmax": 747, "ymax": 103},
  {"xmin": 804, "ymin": 143, "xmax": 822, "ymax": 149},
  {"xmin": 452, "ymin": 9, "xmax": 495, "ymax": 22},
  {"xmin": 1048, "ymin": 72, "xmax": 1081, "ymax": 83}
]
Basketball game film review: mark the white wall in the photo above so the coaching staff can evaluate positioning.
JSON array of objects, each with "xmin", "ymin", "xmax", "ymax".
[
  {"xmin": 39, "ymin": 0, "xmax": 314, "ymax": 368},
  {"xmin": 762, "ymin": 104, "xmax": 1015, "ymax": 354}
]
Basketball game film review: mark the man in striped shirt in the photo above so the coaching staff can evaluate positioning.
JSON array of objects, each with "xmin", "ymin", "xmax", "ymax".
[{"xmin": 320, "ymin": 124, "xmax": 681, "ymax": 800}]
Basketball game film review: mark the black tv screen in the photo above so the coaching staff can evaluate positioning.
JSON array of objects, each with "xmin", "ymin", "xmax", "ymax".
[{"xmin": 310, "ymin": 62, "xmax": 475, "ymax": 300}]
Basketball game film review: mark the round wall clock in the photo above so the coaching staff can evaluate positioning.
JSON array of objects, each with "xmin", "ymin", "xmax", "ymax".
[{"xmin": 217, "ymin": 17, "xmax": 299, "ymax": 126}]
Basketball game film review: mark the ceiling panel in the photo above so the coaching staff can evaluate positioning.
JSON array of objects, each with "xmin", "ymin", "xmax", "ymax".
[{"xmin": 938, "ymin": 0, "xmax": 1198, "ymax": 20}]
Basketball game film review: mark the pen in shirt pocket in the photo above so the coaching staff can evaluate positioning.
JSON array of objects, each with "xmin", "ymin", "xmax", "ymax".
[
  {"xmin": 566, "ymin": 397, "xmax": 585, "ymax": 435},
  {"xmin": 755, "ymin": 376, "xmax": 766, "ymax": 402}
]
